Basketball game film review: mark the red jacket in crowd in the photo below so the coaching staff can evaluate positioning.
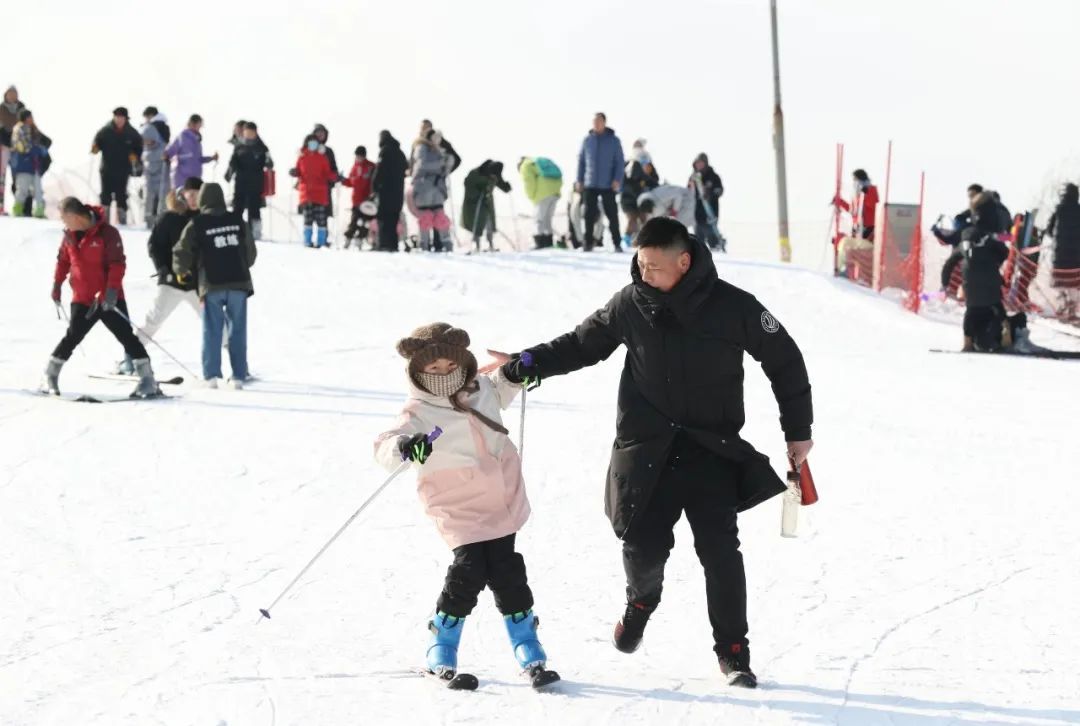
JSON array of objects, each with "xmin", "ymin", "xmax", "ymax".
[
  {"xmin": 342, "ymin": 158, "xmax": 376, "ymax": 208},
  {"xmin": 294, "ymin": 149, "xmax": 335, "ymax": 206},
  {"xmin": 53, "ymin": 209, "xmax": 126, "ymax": 305},
  {"xmin": 835, "ymin": 184, "xmax": 880, "ymax": 235}
]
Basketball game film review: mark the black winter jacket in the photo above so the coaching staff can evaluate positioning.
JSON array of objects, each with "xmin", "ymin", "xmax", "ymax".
[
  {"xmin": 372, "ymin": 132, "xmax": 408, "ymax": 215},
  {"xmin": 961, "ymin": 208, "xmax": 1009, "ymax": 308},
  {"xmin": 523, "ymin": 240, "xmax": 813, "ymax": 538},
  {"xmin": 227, "ymin": 139, "xmax": 273, "ymax": 198},
  {"xmin": 621, "ymin": 160, "xmax": 659, "ymax": 209},
  {"xmin": 690, "ymin": 166, "xmax": 724, "ymax": 223},
  {"xmin": 93, "ymin": 122, "xmax": 143, "ymax": 177},
  {"xmin": 1048, "ymin": 200, "xmax": 1080, "ymax": 271},
  {"xmin": 148, "ymin": 209, "xmax": 198, "ymax": 291}
]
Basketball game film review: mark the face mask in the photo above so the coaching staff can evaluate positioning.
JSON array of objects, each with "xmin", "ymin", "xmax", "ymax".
[
  {"xmin": 416, "ymin": 367, "xmax": 467, "ymax": 398},
  {"xmin": 307, "ymin": 141, "xmax": 319, "ymax": 152}
]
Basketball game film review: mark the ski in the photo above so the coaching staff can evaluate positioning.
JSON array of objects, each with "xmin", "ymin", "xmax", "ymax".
[
  {"xmin": 417, "ymin": 668, "xmax": 479, "ymax": 691},
  {"xmin": 89, "ymin": 374, "xmax": 184, "ymax": 386},
  {"xmin": 929, "ymin": 348, "xmax": 1080, "ymax": 360},
  {"xmin": 28, "ymin": 390, "xmax": 178, "ymax": 403},
  {"xmin": 524, "ymin": 665, "xmax": 561, "ymax": 690}
]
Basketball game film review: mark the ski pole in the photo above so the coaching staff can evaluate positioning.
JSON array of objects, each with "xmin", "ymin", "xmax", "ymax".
[
  {"xmin": 517, "ymin": 352, "xmax": 534, "ymax": 462},
  {"xmin": 258, "ymin": 427, "xmax": 443, "ymax": 622},
  {"xmin": 112, "ymin": 308, "xmax": 198, "ymax": 379}
]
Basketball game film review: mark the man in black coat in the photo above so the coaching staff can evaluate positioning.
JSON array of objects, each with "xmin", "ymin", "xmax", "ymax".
[
  {"xmin": 226, "ymin": 121, "xmax": 273, "ymax": 240},
  {"xmin": 487, "ymin": 217, "xmax": 813, "ymax": 688},
  {"xmin": 92, "ymin": 107, "xmax": 144, "ymax": 225},
  {"xmin": 371, "ymin": 130, "xmax": 408, "ymax": 252}
]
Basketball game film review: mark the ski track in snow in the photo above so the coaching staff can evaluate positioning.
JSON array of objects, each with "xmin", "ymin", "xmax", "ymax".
[{"xmin": 1, "ymin": 216, "xmax": 1078, "ymax": 726}]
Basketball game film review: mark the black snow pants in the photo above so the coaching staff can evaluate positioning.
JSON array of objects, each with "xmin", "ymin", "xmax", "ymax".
[
  {"xmin": 436, "ymin": 533, "xmax": 534, "ymax": 618},
  {"xmin": 621, "ymin": 434, "xmax": 749, "ymax": 652},
  {"xmin": 52, "ymin": 301, "xmax": 148, "ymax": 361},
  {"xmin": 583, "ymin": 188, "xmax": 620, "ymax": 250},
  {"xmin": 100, "ymin": 171, "xmax": 131, "ymax": 211}
]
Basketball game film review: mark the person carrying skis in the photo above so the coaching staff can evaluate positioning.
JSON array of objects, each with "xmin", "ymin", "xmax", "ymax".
[
  {"xmin": 960, "ymin": 192, "xmax": 1011, "ymax": 351},
  {"xmin": 42, "ymin": 197, "xmax": 162, "ymax": 398},
  {"xmin": 410, "ymin": 128, "xmax": 459, "ymax": 252},
  {"xmin": 226, "ymin": 121, "xmax": 273, "ymax": 240},
  {"xmin": 140, "ymin": 107, "xmax": 171, "ymax": 228},
  {"xmin": 371, "ymin": 130, "xmax": 408, "ymax": 252},
  {"xmin": 689, "ymin": 153, "xmax": 725, "ymax": 252},
  {"xmin": 483, "ymin": 217, "xmax": 814, "ymax": 689},
  {"xmin": 173, "ymin": 182, "xmax": 256, "ymax": 388},
  {"xmin": 373, "ymin": 323, "xmax": 558, "ymax": 688},
  {"xmin": 166, "ymin": 114, "xmax": 218, "ymax": 190},
  {"xmin": 1046, "ymin": 182, "xmax": 1080, "ymax": 320},
  {"xmin": 620, "ymin": 139, "xmax": 659, "ymax": 248},
  {"xmin": 290, "ymin": 135, "xmax": 335, "ymax": 248},
  {"xmin": 92, "ymin": 107, "xmax": 144, "ymax": 225},
  {"xmin": 519, "ymin": 156, "xmax": 563, "ymax": 249},
  {"xmin": 462, "ymin": 160, "xmax": 511, "ymax": 253},
  {"xmin": 576, "ymin": 112, "xmax": 625, "ymax": 251},
  {"xmin": 342, "ymin": 145, "xmax": 376, "ymax": 247}
]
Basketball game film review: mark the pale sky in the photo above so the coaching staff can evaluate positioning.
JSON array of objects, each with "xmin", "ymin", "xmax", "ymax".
[{"xmin": 8, "ymin": 0, "xmax": 1079, "ymax": 264}]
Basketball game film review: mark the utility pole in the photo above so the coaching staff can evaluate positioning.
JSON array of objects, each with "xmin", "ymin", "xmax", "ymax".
[{"xmin": 770, "ymin": 0, "xmax": 792, "ymax": 263}]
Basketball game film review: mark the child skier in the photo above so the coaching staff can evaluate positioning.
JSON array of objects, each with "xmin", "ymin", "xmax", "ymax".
[
  {"xmin": 342, "ymin": 145, "xmax": 376, "ymax": 247},
  {"xmin": 290, "ymin": 135, "xmax": 335, "ymax": 248},
  {"xmin": 373, "ymin": 323, "xmax": 559, "ymax": 688}
]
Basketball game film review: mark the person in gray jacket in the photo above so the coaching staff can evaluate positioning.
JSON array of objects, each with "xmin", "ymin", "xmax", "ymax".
[
  {"xmin": 410, "ymin": 128, "xmax": 460, "ymax": 251},
  {"xmin": 140, "ymin": 107, "xmax": 171, "ymax": 227}
]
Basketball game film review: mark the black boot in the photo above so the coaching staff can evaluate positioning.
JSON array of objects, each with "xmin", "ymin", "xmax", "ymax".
[
  {"xmin": 612, "ymin": 601, "xmax": 656, "ymax": 654},
  {"xmin": 533, "ymin": 234, "xmax": 543, "ymax": 250},
  {"xmin": 716, "ymin": 643, "xmax": 757, "ymax": 688}
]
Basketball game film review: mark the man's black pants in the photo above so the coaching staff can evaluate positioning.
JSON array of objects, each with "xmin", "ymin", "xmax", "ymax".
[
  {"xmin": 436, "ymin": 534, "xmax": 534, "ymax": 618},
  {"xmin": 583, "ymin": 188, "xmax": 621, "ymax": 249},
  {"xmin": 622, "ymin": 436, "xmax": 749, "ymax": 650},
  {"xmin": 52, "ymin": 301, "xmax": 148, "ymax": 361},
  {"xmin": 100, "ymin": 171, "xmax": 130, "ymax": 211}
]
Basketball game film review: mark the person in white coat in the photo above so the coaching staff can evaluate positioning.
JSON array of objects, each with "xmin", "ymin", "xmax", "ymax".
[{"xmin": 637, "ymin": 184, "xmax": 696, "ymax": 231}]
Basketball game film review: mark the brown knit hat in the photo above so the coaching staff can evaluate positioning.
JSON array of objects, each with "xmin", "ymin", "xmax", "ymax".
[{"xmin": 396, "ymin": 322, "xmax": 478, "ymax": 386}]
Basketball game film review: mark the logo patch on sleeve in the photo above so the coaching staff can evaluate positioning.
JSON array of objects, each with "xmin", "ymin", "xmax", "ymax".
[{"xmin": 761, "ymin": 311, "xmax": 780, "ymax": 334}]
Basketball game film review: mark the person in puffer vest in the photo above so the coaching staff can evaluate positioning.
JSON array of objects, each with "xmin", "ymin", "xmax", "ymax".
[{"xmin": 373, "ymin": 323, "xmax": 556, "ymax": 683}]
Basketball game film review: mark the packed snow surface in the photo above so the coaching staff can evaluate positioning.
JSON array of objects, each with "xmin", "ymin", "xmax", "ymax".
[{"xmin": 1, "ymin": 216, "xmax": 1078, "ymax": 725}]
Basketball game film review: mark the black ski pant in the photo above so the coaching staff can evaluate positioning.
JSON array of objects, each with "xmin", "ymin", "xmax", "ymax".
[
  {"xmin": 583, "ymin": 188, "xmax": 620, "ymax": 249},
  {"xmin": 963, "ymin": 303, "xmax": 1004, "ymax": 349},
  {"xmin": 234, "ymin": 189, "xmax": 262, "ymax": 222},
  {"xmin": 622, "ymin": 435, "xmax": 748, "ymax": 651},
  {"xmin": 376, "ymin": 209, "xmax": 401, "ymax": 252},
  {"xmin": 695, "ymin": 221, "xmax": 724, "ymax": 251},
  {"xmin": 436, "ymin": 533, "xmax": 534, "ymax": 618},
  {"xmin": 52, "ymin": 300, "xmax": 148, "ymax": 362},
  {"xmin": 100, "ymin": 171, "xmax": 131, "ymax": 211}
]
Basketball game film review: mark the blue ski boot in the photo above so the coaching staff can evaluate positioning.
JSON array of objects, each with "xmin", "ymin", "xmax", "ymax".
[
  {"xmin": 426, "ymin": 612, "xmax": 465, "ymax": 676},
  {"xmin": 303, "ymin": 226, "xmax": 314, "ymax": 248},
  {"xmin": 504, "ymin": 610, "xmax": 560, "ymax": 688},
  {"xmin": 316, "ymin": 226, "xmax": 329, "ymax": 248},
  {"xmin": 113, "ymin": 354, "xmax": 135, "ymax": 375}
]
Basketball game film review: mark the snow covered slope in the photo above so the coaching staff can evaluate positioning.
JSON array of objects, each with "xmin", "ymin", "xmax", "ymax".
[{"xmin": 1, "ymin": 218, "xmax": 1078, "ymax": 726}]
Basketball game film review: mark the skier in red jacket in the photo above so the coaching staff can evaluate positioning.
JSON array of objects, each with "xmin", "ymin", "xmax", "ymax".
[
  {"xmin": 833, "ymin": 168, "xmax": 879, "ymax": 240},
  {"xmin": 291, "ymin": 135, "xmax": 337, "ymax": 248},
  {"xmin": 342, "ymin": 145, "xmax": 376, "ymax": 247},
  {"xmin": 42, "ymin": 197, "xmax": 161, "ymax": 398}
]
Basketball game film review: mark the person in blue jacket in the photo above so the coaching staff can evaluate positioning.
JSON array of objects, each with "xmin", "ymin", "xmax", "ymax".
[{"xmin": 575, "ymin": 112, "xmax": 625, "ymax": 252}]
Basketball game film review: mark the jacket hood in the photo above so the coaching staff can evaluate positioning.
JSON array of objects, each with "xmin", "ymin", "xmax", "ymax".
[
  {"xmin": 2, "ymin": 85, "xmax": 17, "ymax": 107},
  {"xmin": 151, "ymin": 112, "xmax": 168, "ymax": 124},
  {"xmin": 379, "ymin": 130, "xmax": 400, "ymax": 148},
  {"xmin": 198, "ymin": 182, "xmax": 227, "ymax": 212},
  {"xmin": 629, "ymin": 237, "xmax": 719, "ymax": 327},
  {"xmin": 1063, "ymin": 183, "xmax": 1079, "ymax": 206}
]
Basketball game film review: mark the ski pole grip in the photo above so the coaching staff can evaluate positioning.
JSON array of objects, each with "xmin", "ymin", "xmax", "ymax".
[
  {"xmin": 520, "ymin": 352, "xmax": 533, "ymax": 367},
  {"xmin": 427, "ymin": 427, "xmax": 443, "ymax": 443}
]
